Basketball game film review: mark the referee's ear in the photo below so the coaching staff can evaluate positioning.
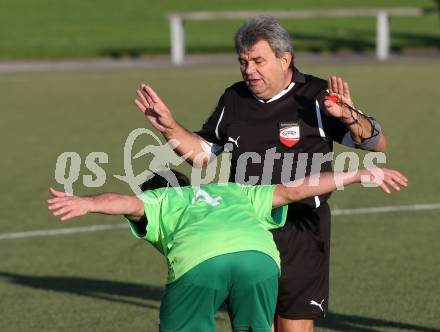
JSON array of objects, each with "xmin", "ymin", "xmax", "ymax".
[{"xmin": 280, "ymin": 52, "xmax": 293, "ymax": 71}]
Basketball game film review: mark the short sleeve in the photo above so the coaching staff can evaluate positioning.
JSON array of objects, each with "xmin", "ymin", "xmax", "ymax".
[
  {"xmin": 126, "ymin": 190, "xmax": 162, "ymax": 245},
  {"xmin": 126, "ymin": 187, "xmax": 193, "ymax": 256},
  {"xmin": 195, "ymin": 94, "xmax": 228, "ymax": 146},
  {"xmin": 126, "ymin": 215, "xmax": 147, "ymax": 238},
  {"xmin": 239, "ymin": 185, "xmax": 288, "ymax": 230}
]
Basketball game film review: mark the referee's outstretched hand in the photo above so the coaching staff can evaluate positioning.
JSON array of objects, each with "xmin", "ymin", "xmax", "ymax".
[{"xmin": 134, "ymin": 84, "xmax": 177, "ymax": 133}]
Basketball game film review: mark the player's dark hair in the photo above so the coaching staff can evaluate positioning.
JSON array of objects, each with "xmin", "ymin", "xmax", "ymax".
[{"xmin": 140, "ymin": 170, "xmax": 190, "ymax": 191}]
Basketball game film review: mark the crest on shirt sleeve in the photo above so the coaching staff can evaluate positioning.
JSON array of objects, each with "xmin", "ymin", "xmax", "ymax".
[{"xmin": 279, "ymin": 122, "xmax": 300, "ymax": 148}]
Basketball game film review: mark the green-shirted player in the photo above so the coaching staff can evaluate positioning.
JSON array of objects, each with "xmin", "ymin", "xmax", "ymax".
[{"xmin": 48, "ymin": 168, "xmax": 407, "ymax": 332}]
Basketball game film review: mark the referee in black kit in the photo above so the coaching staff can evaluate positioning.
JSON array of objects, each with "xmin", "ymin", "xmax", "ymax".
[{"xmin": 135, "ymin": 15, "xmax": 387, "ymax": 332}]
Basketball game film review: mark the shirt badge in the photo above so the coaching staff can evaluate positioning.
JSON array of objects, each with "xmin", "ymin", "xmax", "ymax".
[{"xmin": 279, "ymin": 122, "xmax": 300, "ymax": 148}]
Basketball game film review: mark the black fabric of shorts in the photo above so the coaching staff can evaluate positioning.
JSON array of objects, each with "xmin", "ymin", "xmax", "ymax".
[{"xmin": 271, "ymin": 202, "xmax": 331, "ymax": 320}]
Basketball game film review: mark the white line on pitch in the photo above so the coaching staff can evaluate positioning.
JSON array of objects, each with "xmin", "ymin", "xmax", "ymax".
[
  {"xmin": 1, "ymin": 203, "xmax": 439, "ymax": 241},
  {"xmin": 0, "ymin": 224, "xmax": 128, "ymax": 240},
  {"xmin": 332, "ymin": 203, "xmax": 440, "ymax": 216}
]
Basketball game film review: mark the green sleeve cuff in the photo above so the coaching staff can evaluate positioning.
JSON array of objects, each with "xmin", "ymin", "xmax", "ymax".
[{"xmin": 135, "ymin": 191, "xmax": 161, "ymax": 244}]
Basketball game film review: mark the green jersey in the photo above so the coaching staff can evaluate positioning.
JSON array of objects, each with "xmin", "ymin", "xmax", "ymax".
[{"xmin": 127, "ymin": 182, "xmax": 287, "ymax": 283}]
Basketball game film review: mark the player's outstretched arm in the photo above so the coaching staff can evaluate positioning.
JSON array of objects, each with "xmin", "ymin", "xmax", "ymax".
[
  {"xmin": 47, "ymin": 188, "xmax": 144, "ymax": 222},
  {"xmin": 134, "ymin": 84, "xmax": 210, "ymax": 166},
  {"xmin": 272, "ymin": 168, "xmax": 407, "ymax": 208}
]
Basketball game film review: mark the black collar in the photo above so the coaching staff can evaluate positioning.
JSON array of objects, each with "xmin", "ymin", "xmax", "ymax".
[{"xmin": 292, "ymin": 66, "xmax": 306, "ymax": 84}]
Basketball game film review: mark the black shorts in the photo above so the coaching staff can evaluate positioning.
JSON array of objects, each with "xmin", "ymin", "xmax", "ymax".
[{"xmin": 271, "ymin": 202, "xmax": 331, "ymax": 320}]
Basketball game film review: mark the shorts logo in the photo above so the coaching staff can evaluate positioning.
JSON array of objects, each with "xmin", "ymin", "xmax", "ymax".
[
  {"xmin": 310, "ymin": 299, "xmax": 325, "ymax": 312},
  {"xmin": 279, "ymin": 122, "xmax": 300, "ymax": 148}
]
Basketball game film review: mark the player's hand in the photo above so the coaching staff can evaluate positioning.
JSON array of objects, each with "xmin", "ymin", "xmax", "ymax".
[
  {"xmin": 47, "ymin": 188, "xmax": 92, "ymax": 221},
  {"xmin": 323, "ymin": 76, "xmax": 354, "ymax": 119},
  {"xmin": 134, "ymin": 84, "xmax": 177, "ymax": 133},
  {"xmin": 359, "ymin": 168, "xmax": 408, "ymax": 194}
]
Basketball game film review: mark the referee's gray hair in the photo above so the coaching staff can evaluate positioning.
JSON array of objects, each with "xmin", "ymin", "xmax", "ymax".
[{"xmin": 234, "ymin": 15, "xmax": 294, "ymax": 58}]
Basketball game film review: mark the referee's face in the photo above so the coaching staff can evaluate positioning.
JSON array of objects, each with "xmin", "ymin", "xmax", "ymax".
[{"xmin": 238, "ymin": 39, "xmax": 292, "ymax": 100}]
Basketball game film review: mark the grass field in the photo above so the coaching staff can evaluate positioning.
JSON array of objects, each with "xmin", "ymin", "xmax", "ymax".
[
  {"xmin": 1, "ymin": 59, "xmax": 440, "ymax": 331},
  {"xmin": 0, "ymin": 0, "xmax": 438, "ymax": 60}
]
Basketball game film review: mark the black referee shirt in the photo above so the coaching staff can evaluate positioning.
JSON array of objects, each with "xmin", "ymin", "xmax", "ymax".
[{"xmin": 196, "ymin": 67, "xmax": 349, "ymax": 208}]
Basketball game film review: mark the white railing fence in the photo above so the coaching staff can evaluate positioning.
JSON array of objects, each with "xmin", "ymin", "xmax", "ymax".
[{"xmin": 168, "ymin": 8, "xmax": 426, "ymax": 65}]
